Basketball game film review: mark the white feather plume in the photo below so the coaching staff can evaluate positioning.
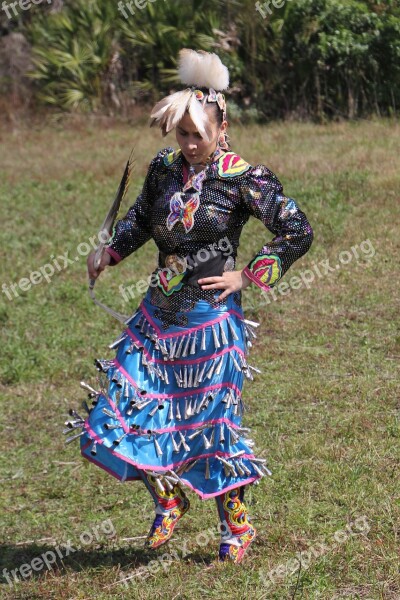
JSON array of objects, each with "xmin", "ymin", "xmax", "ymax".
[
  {"xmin": 150, "ymin": 88, "xmax": 193, "ymax": 136},
  {"xmin": 149, "ymin": 48, "xmax": 229, "ymax": 137},
  {"xmin": 187, "ymin": 92, "xmax": 210, "ymax": 142},
  {"xmin": 178, "ymin": 49, "xmax": 229, "ymax": 91}
]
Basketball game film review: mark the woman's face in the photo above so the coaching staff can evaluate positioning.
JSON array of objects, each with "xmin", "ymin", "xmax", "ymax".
[{"xmin": 176, "ymin": 109, "xmax": 227, "ymax": 166}]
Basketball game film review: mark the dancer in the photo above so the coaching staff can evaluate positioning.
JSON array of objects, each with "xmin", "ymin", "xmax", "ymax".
[{"xmin": 67, "ymin": 48, "xmax": 314, "ymax": 563}]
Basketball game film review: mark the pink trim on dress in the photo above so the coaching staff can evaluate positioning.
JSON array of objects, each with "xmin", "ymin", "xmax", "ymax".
[{"xmin": 139, "ymin": 302, "xmax": 243, "ymax": 338}]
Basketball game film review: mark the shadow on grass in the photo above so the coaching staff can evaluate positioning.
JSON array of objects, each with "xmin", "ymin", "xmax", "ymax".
[{"xmin": 0, "ymin": 542, "xmax": 215, "ymax": 586}]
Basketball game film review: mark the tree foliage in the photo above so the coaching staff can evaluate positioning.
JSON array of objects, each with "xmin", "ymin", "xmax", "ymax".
[{"xmin": 1, "ymin": 0, "xmax": 399, "ymax": 119}]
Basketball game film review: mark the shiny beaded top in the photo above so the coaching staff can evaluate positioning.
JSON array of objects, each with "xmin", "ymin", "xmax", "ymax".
[{"xmin": 106, "ymin": 146, "xmax": 314, "ymax": 324}]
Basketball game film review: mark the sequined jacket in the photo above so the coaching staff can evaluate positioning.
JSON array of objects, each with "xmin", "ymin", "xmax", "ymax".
[{"xmin": 106, "ymin": 147, "xmax": 314, "ymax": 315}]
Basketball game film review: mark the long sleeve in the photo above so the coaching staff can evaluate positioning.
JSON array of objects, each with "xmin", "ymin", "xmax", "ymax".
[
  {"xmin": 240, "ymin": 165, "xmax": 314, "ymax": 292},
  {"xmin": 105, "ymin": 148, "xmax": 168, "ymax": 264}
]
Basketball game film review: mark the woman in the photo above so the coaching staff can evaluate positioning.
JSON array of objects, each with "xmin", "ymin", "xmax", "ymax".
[{"xmin": 68, "ymin": 49, "xmax": 314, "ymax": 563}]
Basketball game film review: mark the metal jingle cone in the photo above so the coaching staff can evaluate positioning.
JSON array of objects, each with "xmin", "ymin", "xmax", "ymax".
[
  {"xmin": 206, "ymin": 391, "xmax": 215, "ymax": 406},
  {"xmin": 184, "ymin": 398, "xmax": 190, "ymax": 420},
  {"xmin": 227, "ymin": 318, "xmax": 239, "ymax": 341},
  {"xmin": 168, "ymin": 401, "xmax": 174, "ymax": 421},
  {"xmin": 228, "ymin": 426, "xmax": 240, "ymax": 445},
  {"xmin": 136, "ymin": 398, "xmax": 153, "ymax": 411},
  {"xmin": 209, "ymin": 427, "xmax": 215, "ymax": 446},
  {"xmin": 193, "ymin": 364, "xmax": 200, "ymax": 387},
  {"xmin": 102, "ymin": 407, "xmax": 118, "ymax": 419},
  {"xmin": 245, "ymin": 368, "xmax": 254, "ymax": 381},
  {"xmin": 190, "ymin": 332, "xmax": 197, "ymax": 355},
  {"xmin": 229, "ymin": 461, "xmax": 238, "ymax": 477},
  {"xmin": 65, "ymin": 417, "xmax": 82, "ymax": 428},
  {"xmin": 134, "ymin": 314, "xmax": 144, "ymax": 329},
  {"xmin": 248, "ymin": 364, "xmax": 262, "ymax": 374},
  {"xmin": 108, "ymin": 333, "xmax": 127, "ymax": 350},
  {"xmin": 220, "ymin": 321, "xmax": 229, "ymax": 345},
  {"xmin": 178, "ymin": 431, "xmax": 190, "ymax": 452},
  {"xmin": 187, "ymin": 426, "xmax": 204, "ymax": 441},
  {"xmin": 218, "ymin": 424, "xmax": 225, "ymax": 444},
  {"xmin": 104, "ymin": 422, "xmax": 122, "ymax": 430},
  {"xmin": 173, "ymin": 367, "xmax": 182, "ymax": 387},
  {"xmin": 113, "ymin": 432, "xmax": 127, "ymax": 446},
  {"xmin": 163, "ymin": 365, "xmax": 169, "ymax": 385},
  {"xmin": 169, "ymin": 338, "xmax": 177, "ymax": 360},
  {"xmin": 90, "ymin": 441, "xmax": 97, "ymax": 456},
  {"xmin": 188, "ymin": 365, "xmax": 194, "ymax": 388},
  {"xmin": 154, "ymin": 436, "xmax": 164, "ymax": 457},
  {"xmin": 155, "ymin": 364, "xmax": 164, "ymax": 380},
  {"xmin": 154, "ymin": 476, "xmax": 165, "ymax": 494},
  {"xmin": 211, "ymin": 324, "xmax": 220, "ymax": 349},
  {"xmin": 175, "ymin": 401, "xmax": 182, "ymax": 421},
  {"xmin": 69, "ymin": 408, "xmax": 84, "ymax": 421},
  {"xmin": 195, "ymin": 395, "xmax": 206, "ymax": 414},
  {"xmin": 163, "ymin": 476, "xmax": 174, "ymax": 492},
  {"xmin": 215, "ymin": 355, "xmax": 224, "ymax": 376},
  {"xmin": 244, "ymin": 318, "xmax": 260, "ymax": 328},
  {"xmin": 243, "ymin": 437, "xmax": 255, "ymax": 447},
  {"xmin": 175, "ymin": 335, "xmax": 185, "ymax": 359},
  {"xmin": 182, "ymin": 334, "xmax": 191, "ymax": 358},
  {"xmin": 171, "ymin": 432, "xmax": 180, "ymax": 453},
  {"xmin": 65, "ymin": 430, "xmax": 85, "ymax": 444},
  {"xmin": 123, "ymin": 379, "xmax": 130, "ymax": 399},
  {"xmin": 183, "ymin": 365, "xmax": 188, "ymax": 388},
  {"xmin": 149, "ymin": 403, "xmax": 159, "ymax": 417},
  {"xmin": 141, "ymin": 352, "xmax": 148, "ymax": 367},
  {"xmin": 260, "ymin": 464, "xmax": 272, "ymax": 476},
  {"xmin": 114, "ymin": 389, "xmax": 122, "ymax": 408},
  {"xmin": 230, "ymin": 353, "xmax": 242, "ymax": 372},
  {"xmin": 184, "ymin": 458, "xmax": 200, "ymax": 473},
  {"xmin": 250, "ymin": 462, "xmax": 264, "ymax": 477},
  {"xmin": 206, "ymin": 359, "xmax": 217, "ymax": 380},
  {"xmin": 201, "ymin": 327, "xmax": 207, "ymax": 351},
  {"xmin": 124, "ymin": 309, "xmax": 139, "ymax": 325},
  {"xmin": 235, "ymin": 460, "xmax": 245, "ymax": 476},
  {"xmin": 179, "ymin": 367, "xmax": 184, "ymax": 386},
  {"xmin": 205, "ymin": 457, "xmax": 210, "ymax": 480},
  {"xmin": 80, "ymin": 381, "xmax": 100, "ymax": 396},
  {"xmin": 202, "ymin": 431, "xmax": 212, "ymax": 450},
  {"xmin": 166, "ymin": 469, "xmax": 186, "ymax": 488},
  {"xmin": 197, "ymin": 362, "xmax": 207, "ymax": 384},
  {"xmin": 63, "ymin": 423, "xmax": 83, "ymax": 434},
  {"xmin": 241, "ymin": 461, "xmax": 252, "ymax": 476},
  {"xmin": 217, "ymin": 455, "xmax": 232, "ymax": 476}
]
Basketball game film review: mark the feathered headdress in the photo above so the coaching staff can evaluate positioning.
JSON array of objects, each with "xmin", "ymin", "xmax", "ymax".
[{"xmin": 150, "ymin": 49, "xmax": 229, "ymax": 142}]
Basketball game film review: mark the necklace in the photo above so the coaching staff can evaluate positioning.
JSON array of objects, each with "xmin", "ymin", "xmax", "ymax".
[
  {"xmin": 184, "ymin": 147, "xmax": 221, "ymax": 193},
  {"xmin": 166, "ymin": 147, "xmax": 221, "ymax": 234}
]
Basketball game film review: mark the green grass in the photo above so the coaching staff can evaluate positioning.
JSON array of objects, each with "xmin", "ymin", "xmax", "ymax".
[{"xmin": 0, "ymin": 117, "xmax": 399, "ymax": 600}]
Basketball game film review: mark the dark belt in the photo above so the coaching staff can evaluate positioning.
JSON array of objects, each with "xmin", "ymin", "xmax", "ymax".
[{"xmin": 158, "ymin": 247, "xmax": 229, "ymax": 288}]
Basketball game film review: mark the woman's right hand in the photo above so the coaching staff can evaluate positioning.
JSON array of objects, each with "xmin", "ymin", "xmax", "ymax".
[{"xmin": 87, "ymin": 250, "xmax": 112, "ymax": 281}]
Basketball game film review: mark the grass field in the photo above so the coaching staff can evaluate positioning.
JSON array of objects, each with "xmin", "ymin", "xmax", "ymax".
[{"xmin": 0, "ymin": 117, "xmax": 399, "ymax": 600}]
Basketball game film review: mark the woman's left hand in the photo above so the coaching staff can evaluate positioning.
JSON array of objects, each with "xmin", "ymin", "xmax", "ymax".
[{"xmin": 198, "ymin": 270, "xmax": 252, "ymax": 302}]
